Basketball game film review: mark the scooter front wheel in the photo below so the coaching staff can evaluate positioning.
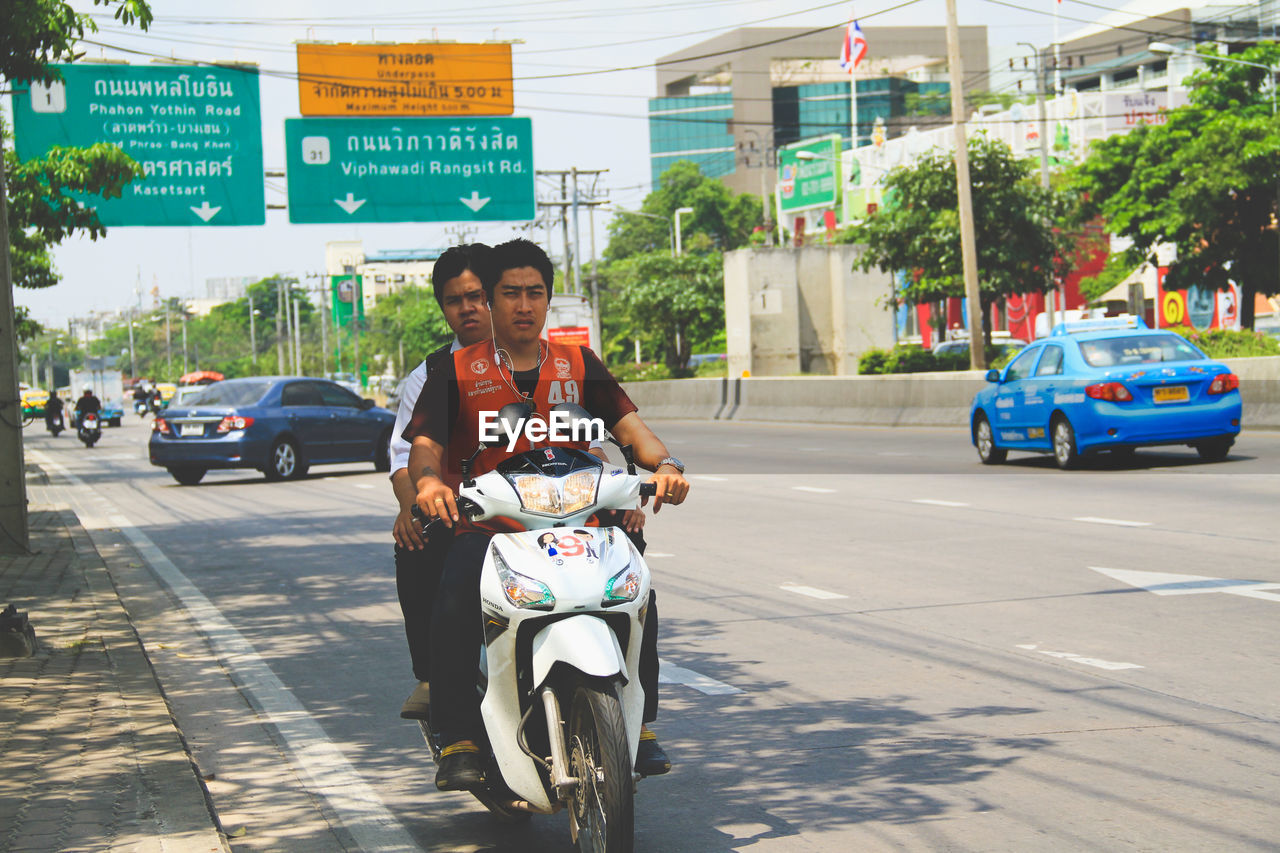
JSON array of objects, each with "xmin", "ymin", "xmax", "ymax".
[{"xmin": 568, "ymin": 677, "xmax": 633, "ymax": 853}]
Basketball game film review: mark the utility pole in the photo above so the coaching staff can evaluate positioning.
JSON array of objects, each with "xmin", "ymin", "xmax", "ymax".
[
  {"xmin": 292, "ymin": 297, "xmax": 302, "ymax": 376},
  {"xmin": 319, "ymin": 282, "xmax": 329, "ymax": 376},
  {"xmin": 181, "ymin": 310, "xmax": 189, "ymax": 375},
  {"xmin": 1021, "ymin": 41, "xmax": 1056, "ymax": 333},
  {"xmin": 248, "ymin": 292, "xmax": 257, "ymax": 369},
  {"xmin": 945, "ymin": 0, "xmax": 985, "ymax": 370},
  {"xmin": 0, "ymin": 130, "xmax": 29, "ymax": 551},
  {"xmin": 536, "ymin": 169, "xmax": 609, "ymax": 349},
  {"xmin": 275, "ymin": 278, "xmax": 285, "ymax": 374},
  {"xmin": 165, "ymin": 304, "xmax": 173, "ymax": 381}
]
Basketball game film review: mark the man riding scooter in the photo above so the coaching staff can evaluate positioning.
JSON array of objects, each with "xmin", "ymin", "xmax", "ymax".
[
  {"xmin": 43, "ymin": 393, "xmax": 65, "ymax": 436},
  {"xmin": 406, "ymin": 238, "xmax": 690, "ymax": 791},
  {"xmin": 74, "ymin": 384, "xmax": 101, "ymax": 429}
]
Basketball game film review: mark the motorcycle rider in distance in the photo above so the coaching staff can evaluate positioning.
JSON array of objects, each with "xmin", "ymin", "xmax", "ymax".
[
  {"xmin": 406, "ymin": 238, "xmax": 690, "ymax": 791},
  {"xmin": 74, "ymin": 384, "xmax": 101, "ymax": 429},
  {"xmin": 43, "ymin": 393, "xmax": 65, "ymax": 435}
]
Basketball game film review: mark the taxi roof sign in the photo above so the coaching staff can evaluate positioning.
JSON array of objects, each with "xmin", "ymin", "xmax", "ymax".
[
  {"xmin": 296, "ymin": 42, "xmax": 513, "ymax": 117},
  {"xmin": 1051, "ymin": 315, "xmax": 1148, "ymax": 336}
]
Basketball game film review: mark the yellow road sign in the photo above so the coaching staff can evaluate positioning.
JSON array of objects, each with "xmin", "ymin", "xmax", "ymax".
[{"xmin": 297, "ymin": 43, "xmax": 513, "ymax": 117}]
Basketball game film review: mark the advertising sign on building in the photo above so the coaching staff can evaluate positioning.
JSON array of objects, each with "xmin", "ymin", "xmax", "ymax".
[
  {"xmin": 297, "ymin": 43, "xmax": 514, "ymax": 117},
  {"xmin": 1102, "ymin": 90, "xmax": 1188, "ymax": 135},
  {"xmin": 11, "ymin": 63, "xmax": 265, "ymax": 226},
  {"xmin": 331, "ymin": 275, "xmax": 365, "ymax": 327},
  {"xmin": 778, "ymin": 134, "xmax": 842, "ymax": 214},
  {"xmin": 1156, "ymin": 267, "xmax": 1241, "ymax": 331}
]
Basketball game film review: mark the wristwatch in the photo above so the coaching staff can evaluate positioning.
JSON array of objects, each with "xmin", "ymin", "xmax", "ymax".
[{"xmin": 656, "ymin": 456, "xmax": 685, "ymax": 474}]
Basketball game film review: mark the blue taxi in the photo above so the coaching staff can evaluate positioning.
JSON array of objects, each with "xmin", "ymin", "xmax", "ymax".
[{"xmin": 970, "ymin": 317, "xmax": 1242, "ymax": 469}]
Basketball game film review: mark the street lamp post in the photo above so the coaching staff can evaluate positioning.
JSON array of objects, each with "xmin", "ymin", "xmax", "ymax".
[
  {"xmin": 613, "ymin": 208, "xmax": 676, "ymax": 256},
  {"xmin": 674, "ymin": 207, "xmax": 694, "ymax": 256}
]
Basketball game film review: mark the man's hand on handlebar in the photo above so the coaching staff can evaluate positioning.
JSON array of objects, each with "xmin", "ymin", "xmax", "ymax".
[
  {"xmin": 415, "ymin": 478, "xmax": 459, "ymax": 528},
  {"xmin": 393, "ymin": 506, "xmax": 428, "ymax": 550},
  {"xmin": 643, "ymin": 467, "xmax": 689, "ymax": 514}
]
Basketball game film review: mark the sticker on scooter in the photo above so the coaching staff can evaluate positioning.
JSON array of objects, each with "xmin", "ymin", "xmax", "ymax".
[{"xmin": 537, "ymin": 533, "xmax": 597, "ymax": 562}]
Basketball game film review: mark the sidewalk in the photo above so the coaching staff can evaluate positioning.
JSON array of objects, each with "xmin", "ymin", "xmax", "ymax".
[{"xmin": 0, "ymin": 479, "xmax": 228, "ymax": 852}]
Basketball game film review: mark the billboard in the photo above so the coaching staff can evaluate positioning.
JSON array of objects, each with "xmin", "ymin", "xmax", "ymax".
[
  {"xmin": 777, "ymin": 134, "xmax": 842, "ymax": 214},
  {"xmin": 297, "ymin": 43, "xmax": 513, "ymax": 116},
  {"xmin": 1156, "ymin": 268, "xmax": 1241, "ymax": 331},
  {"xmin": 331, "ymin": 275, "xmax": 364, "ymax": 328}
]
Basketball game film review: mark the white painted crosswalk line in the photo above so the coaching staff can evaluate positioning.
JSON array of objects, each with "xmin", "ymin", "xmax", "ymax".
[
  {"xmin": 780, "ymin": 582, "xmax": 848, "ymax": 601},
  {"xmin": 1074, "ymin": 516, "xmax": 1151, "ymax": 528},
  {"xmin": 658, "ymin": 660, "xmax": 742, "ymax": 695}
]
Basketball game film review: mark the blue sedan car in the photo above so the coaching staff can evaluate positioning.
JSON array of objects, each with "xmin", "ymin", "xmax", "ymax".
[
  {"xmin": 970, "ymin": 317, "xmax": 1242, "ymax": 469},
  {"xmin": 149, "ymin": 377, "xmax": 396, "ymax": 485}
]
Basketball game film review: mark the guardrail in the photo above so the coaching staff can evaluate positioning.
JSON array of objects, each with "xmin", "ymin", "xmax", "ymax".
[{"xmin": 623, "ymin": 356, "xmax": 1280, "ymax": 429}]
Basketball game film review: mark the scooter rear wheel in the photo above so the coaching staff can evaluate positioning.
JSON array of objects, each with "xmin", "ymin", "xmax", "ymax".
[{"xmin": 568, "ymin": 677, "xmax": 633, "ymax": 853}]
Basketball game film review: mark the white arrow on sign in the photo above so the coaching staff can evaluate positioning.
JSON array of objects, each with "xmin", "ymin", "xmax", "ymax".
[
  {"xmin": 1091, "ymin": 566, "xmax": 1280, "ymax": 602},
  {"xmin": 335, "ymin": 193, "xmax": 366, "ymax": 214},
  {"xmin": 460, "ymin": 191, "xmax": 490, "ymax": 212},
  {"xmin": 190, "ymin": 201, "xmax": 221, "ymax": 222}
]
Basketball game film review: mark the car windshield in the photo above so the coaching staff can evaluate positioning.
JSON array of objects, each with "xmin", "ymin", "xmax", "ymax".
[
  {"xmin": 1078, "ymin": 334, "xmax": 1205, "ymax": 367},
  {"xmin": 183, "ymin": 380, "xmax": 272, "ymax": 407}
]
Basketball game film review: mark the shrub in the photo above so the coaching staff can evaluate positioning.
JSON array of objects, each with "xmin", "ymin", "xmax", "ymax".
[
  {"xmin": 858, "ymin": 343, "xmax": 1012, "ymax": 374},
  {"xmin": 609, "ymin": 361, "xmax": 674, "ymax": 382},
  {"xmin": 694, "ymin": 359, "xmax": 728, "ymax": 377},
  {"xmin": 1165, "ymin": 326, "xmax": 1280, "ymax": 359}
]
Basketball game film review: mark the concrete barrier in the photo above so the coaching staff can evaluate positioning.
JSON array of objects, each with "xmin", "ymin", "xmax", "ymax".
[{"xmin": 623, "ymin": 356, "xmax": 1280, "ymax": 429}]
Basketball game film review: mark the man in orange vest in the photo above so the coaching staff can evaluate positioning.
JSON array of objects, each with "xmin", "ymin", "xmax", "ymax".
[{"xmin": 406, "ymin": 238, "xmax": 689, "ymax": 791}]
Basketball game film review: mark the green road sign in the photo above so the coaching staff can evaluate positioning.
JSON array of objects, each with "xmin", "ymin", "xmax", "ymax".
[
  {"xmin": 778, "ymin": 134, "xmax": 843, "ymax": 214},
  {"xmin": 10, "ymin": 63, "xmax": 265, "ymax": 226},
  {"xmin": 285, "ymin": 117, "xmax": 534, "ymax": 223}
]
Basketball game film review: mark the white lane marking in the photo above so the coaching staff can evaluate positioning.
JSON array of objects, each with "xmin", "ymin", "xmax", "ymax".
[
  {"xmin": 878, "ymin": 451, "xmax": 911, "ymax": 457},
  {"xmin": 728, "ymin": 443, "xmax": 752, "ymax": 448},
  {"xmin": 353, "ymin": 483, "xmax": 375, "ymax": 490},
  {"xmin": 1091, "ymin": 566, "xmax": 1280, "ymax": 603},
  {"xmin": 792, "ymin": 486, "xmax": 837, "ymax": 494},
  {"xmin": 912, "ymin": 499, "xmax": 970, "ymax": 507},
  {"xmin": 1016, "ymin": 644, "xmax": 1143, "ymax": 671},
  {"xmin": 688, "ymin": 474, "xmax": 727, "ymax": 482},
  {"xmin": 797, "ymin": 447, "xmax": 825, "ymax": 452},
  {"xmin": 31, "ymin": 450, "xmax": 422, "ymax": 853},
  {"xmin": 658, "ymin": 659, "xmax": 742, "ymax": 695},
  {"xmin": 780, "ymin": 583, "xmax": 849, "ymax": 601},
  {"xmin": 1074, "ymin": 516, "xmax": 1151, "ymax": 527},
  {"xmin": 646, "ymin": 552, "xmax": 675, "ymax": 558}
]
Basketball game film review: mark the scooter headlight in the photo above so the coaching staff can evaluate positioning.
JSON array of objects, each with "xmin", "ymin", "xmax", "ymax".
[
  {"xmin": 602, "ymin": 562, "xmax": 642, "ymax": 607},
  {"xmin": 492, "ymin": 547, "xmax": 555, "ymax": 611},
  {"xmin": 508, "ymin": 468, "xmax": 600, "ymax": 517}
]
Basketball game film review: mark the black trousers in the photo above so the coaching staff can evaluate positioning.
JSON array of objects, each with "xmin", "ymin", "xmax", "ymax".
[
  {"xmin": 394, "ymin": 527, "xmax": 453, "ymax": 683},
  {"xmin": 431, "ymin": 526, "xmax": 660, "ymax": 746}
]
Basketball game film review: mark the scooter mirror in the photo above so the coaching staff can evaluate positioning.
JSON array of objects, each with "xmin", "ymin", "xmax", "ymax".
[
  {"xmin": 486, "ymin": 401, "xmax": 534, "ymax": 447},
  {"xmin": 550, "ymin": 402, "xmax": 594, "ymax": 431}
]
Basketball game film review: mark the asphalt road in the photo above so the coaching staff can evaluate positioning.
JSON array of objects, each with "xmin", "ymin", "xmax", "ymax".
[{"xmin": 26, "ymin": 417, "xmax": 1280, "ymax": 852}]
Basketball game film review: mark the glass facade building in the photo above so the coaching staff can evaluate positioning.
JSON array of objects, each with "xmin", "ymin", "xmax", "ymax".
[
  {"xmin": 648, "ymin": 92, "xmax": 736, "ymax": 186},
  {"xmin": 649, "ymin": 79, "xmax": 950, "ymax": 187}
]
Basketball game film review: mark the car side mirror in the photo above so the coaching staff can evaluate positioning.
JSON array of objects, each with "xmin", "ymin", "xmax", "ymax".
[
  {"xmin": 985, "ymin": 369, "xmax": 1001, "ymax": 383},
  {"xmin": 360, "ymin": 398, "xmax": 376, "ymax": 410}
]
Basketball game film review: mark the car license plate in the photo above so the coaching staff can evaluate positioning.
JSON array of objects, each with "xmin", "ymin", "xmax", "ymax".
[
  {"xmin": 179, "ymin": 423, "xmax": 204, "ymax": 437},
  {"xmin": 1153, "ymin": 385, "xmax": 1189, "ymax": 404}
]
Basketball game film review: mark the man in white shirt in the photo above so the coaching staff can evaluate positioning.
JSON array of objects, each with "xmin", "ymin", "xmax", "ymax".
[{"xmin": 391, "ymin": 244, "xmax": 494, "ymax": 719}]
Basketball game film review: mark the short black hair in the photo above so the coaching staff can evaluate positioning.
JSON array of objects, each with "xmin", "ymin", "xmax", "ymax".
[
  {"xmin": 483, "ymin": 238, "xmax": 554, "ymax": 302},
  {"xmin": 431, "ymin": 243, "xmax": 491, "ymax": 307}
]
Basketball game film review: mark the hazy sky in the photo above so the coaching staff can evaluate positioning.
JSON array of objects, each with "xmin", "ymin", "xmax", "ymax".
[{"xmin": 9, "ymin": 0, "xmax": 1071, "ymax": 326}]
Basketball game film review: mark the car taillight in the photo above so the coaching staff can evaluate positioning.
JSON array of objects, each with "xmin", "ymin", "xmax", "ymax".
[
  {"xmin": 153, "ymin": 417, "xmax": 170, "ymax": 434},
  {"xmin": 216, "ymin": 415, "xmax": 254, "ymax": 433},
  {"xmin": 1208, "ymin": 373, "xmax": 1239, "ymax": 395},
  {"xmin": 1085, "ymin": 382, "xmax": 1133, "ymax": 402}
]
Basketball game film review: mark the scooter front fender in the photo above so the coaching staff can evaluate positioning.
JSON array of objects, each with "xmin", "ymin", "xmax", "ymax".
[{"xmin": 531, "ymin": 615, "xmax": 626, "ymax": 689}]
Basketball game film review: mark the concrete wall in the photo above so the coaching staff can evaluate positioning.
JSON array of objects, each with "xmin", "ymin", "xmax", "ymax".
[
  {"xmin": 724, "ymin": 245, "xmax": 896, "ymax": 378},
  {"xmin": 624, "ymin": 356, "xmax": 1280, "ymax": 429}
]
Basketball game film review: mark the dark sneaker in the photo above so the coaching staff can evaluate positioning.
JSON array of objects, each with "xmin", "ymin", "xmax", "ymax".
[
  {"xmin": 635, "ymin": 729, "xmax": 671, "ymax": 776},
  {"xmin": 399, "ymin": 682, "xmax": 431, "ymax": 720},
  {"xmin": 436, "ymin": 742, "xmax": 485, "ymax": 791}
]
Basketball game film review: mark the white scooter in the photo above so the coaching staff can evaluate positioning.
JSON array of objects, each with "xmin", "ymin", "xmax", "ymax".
[
  {"xmin": 415, "ymin": 403, "xmax": 659, "ymax": 853},
  {"xmin": 77, "ymin": 412, "xmax": 101, "ymax": 448}
]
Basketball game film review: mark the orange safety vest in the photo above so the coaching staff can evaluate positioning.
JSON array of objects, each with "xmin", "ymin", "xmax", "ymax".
[{"xmin": 448, "ymin": 340, "xmax": 594, "ymax": 533}]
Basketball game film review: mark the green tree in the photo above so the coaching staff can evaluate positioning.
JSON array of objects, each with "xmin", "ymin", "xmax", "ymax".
[
  {"xmin": 365, "ymin": 285, "xmax": 452, "ymax": 376},
  {"xmin": 843, "ymin": 134, "xmax": 1076, "ymax": 343},
  {"xmin": 1071, "ymin": 43, "xmax": 1280, "ymax": 329},
  {"xmin": 603, "ymin": 160, "xmax": 762, "ymax": 262},
  {"xmin": 609, "ymin": 251, "xmax": 724, "ymax": 372}
]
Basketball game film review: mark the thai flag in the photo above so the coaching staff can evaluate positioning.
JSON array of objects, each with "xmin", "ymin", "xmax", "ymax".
[{"xmin": 840, "ymin": 20, "xmax": 868, "ymax": 71}]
